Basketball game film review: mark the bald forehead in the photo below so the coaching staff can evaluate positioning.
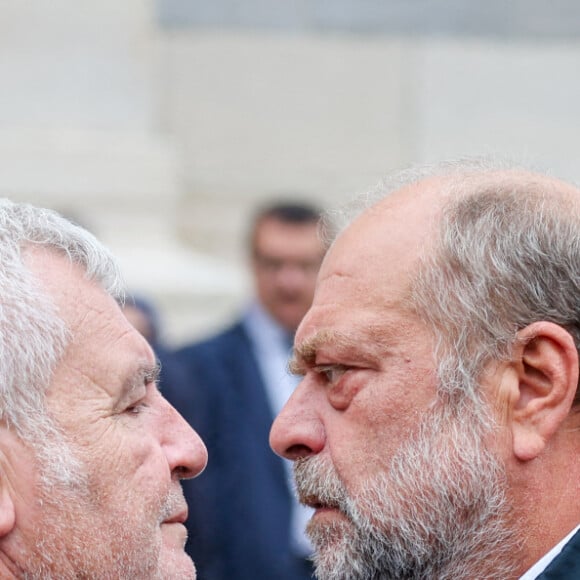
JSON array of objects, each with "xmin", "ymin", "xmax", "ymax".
[
  {"xmin": 377, "ymin": 167, "xmax": 576, "ymax": 205},
  {"xmin": 316, "ymin": 179, "xmax": 444, "ymax": 301},
  {"xmin": 357, "ymin": 168, "xmax": 580, "ymax": 236},
  {"xmin": 323, "ymin": 167, "xmax": 580, "ymax": 283},
  {"xmin": 332, "ymin": 175, "xmax": 449, "ymax": 264}
]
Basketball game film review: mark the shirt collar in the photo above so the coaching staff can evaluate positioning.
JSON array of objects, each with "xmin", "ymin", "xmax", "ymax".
[
  {"xmin": 519, "ymin": 524, "xmax": 580, "ymax": 579},
  {"xmin": 243, "ymin": 301, "xmax": 292, "ymax": 351}
]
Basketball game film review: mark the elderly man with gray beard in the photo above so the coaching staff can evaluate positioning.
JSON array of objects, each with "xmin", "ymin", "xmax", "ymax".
[{"xmin": 270, "ymin": 159, "xmax": 580, "ymax": 580}]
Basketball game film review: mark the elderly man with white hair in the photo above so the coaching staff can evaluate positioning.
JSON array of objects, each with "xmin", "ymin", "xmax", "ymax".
[{"xmin": 0, "ymin": 200, "xmax": 207, "ymax": 578}]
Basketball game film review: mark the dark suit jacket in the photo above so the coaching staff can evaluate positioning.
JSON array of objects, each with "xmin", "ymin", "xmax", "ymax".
[
  {"xmin": 535, "ymin": 528, "xmax": 580, "ymax": 579},
  {"xmin": 165, "ymin": 321, "xmax": 313, "ymax": 580}
]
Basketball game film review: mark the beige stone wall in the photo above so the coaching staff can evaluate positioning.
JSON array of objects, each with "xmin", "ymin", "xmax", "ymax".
[
  {"xmin": 2, "ymin": 2, "xmax": 580, "ymax": 345},
  {"xmin": 159, "ymin": 31, "xmax": 580, "ymax": 345},
  {"xmin": 0, "ymin": 1, "xmax": 246, "ymax": 346}
]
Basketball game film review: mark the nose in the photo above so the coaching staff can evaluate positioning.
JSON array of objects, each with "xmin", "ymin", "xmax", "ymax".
[
  {"xmin": 269, "ymin": 381, "xmax": 325, "ymax": 461},
  {"xmin": 161, "ymin": 396, "xmax": 208, "ymax": 479}
]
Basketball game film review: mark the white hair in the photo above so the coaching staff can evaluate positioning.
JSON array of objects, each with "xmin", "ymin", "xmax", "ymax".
[{"xmin": 0, "ymin": 199, "xmax": 124, "ymax": 481}]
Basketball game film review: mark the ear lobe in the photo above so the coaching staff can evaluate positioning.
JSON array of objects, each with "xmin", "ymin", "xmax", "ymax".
[{"xmin": 510, "ymin": 322, "xmax": 579, "ymax": 462}]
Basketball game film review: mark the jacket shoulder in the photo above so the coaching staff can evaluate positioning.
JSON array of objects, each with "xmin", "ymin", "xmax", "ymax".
[{"xmin": 176, "ymin": 320, "xmax": 249, "ymax": 360}]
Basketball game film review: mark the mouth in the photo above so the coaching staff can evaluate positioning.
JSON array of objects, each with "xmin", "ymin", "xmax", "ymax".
[
  {"xmin": 163, "ymin": 508, "xmax": 188, "ymax": 525},
  {"xmin": 300, "ymin": 494, "xmax": 341, "ymax": 512}
]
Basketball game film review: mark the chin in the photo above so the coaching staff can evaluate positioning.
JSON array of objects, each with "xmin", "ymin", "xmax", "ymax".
[{"xmin": 159, "ymin": 548, "xmax": 197, "ymax": 580}]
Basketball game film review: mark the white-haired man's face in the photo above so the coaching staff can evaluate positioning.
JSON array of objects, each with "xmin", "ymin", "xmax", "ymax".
[{"xmin": 0, "ymin": 248, "xmax": 207, "ymax": 578}]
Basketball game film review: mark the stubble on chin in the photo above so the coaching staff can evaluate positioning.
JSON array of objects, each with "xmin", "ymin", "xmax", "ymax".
[
  {"xmin": 27, "ymin": 477, "xmax": 194, "ymax": 579},
  {"xmin": 293, "ymin": 457, "xmax": 367, "ymax": 579},
  {"xmin": 291, "ymin": 409, "xmax": 518, "ymax": 580}
]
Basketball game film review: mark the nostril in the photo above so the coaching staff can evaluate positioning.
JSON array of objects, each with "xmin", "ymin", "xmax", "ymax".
[{"xmin": 285, "ymin": 443, "xmax": 314, "ymax": 461}]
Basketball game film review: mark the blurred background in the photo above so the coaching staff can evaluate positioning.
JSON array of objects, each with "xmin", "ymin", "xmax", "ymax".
[{"xmin": 1, "ymin": 0, "xmax": 579, "ymax": 346}]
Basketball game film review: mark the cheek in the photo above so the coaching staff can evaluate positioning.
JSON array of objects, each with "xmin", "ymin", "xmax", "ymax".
[
  {"xmin": 81, "ymin": 425, "xmax": 169, "ymax": 500},
  {"xmin": 116, "ymin": 433, "xmax": 170, "ymax": 492},
  {"xmin": 327, "ymin": 368, "xmax": 436, "ymax": 483},
  {"xmin": 87, "ymin": 441, "xmax": 171, "ymax": 533}
]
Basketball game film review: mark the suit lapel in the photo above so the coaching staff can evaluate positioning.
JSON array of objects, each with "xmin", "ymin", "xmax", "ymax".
[
  {"xmin": 230, "ymin": 323, "xmax": 289, "ymax": 486},
  {"xmin": 535, "ymin": 528, "xmax": 580, "ymax": 579}
]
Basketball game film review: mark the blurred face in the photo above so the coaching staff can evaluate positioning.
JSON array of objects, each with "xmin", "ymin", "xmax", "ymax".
[
  {"xmin": 252, "ymin": 217, "xmax": 324, "ymax": 331},
  {"xmin": 3, "ymin": 249, "xmax": 208, "ymax": 578},
  {"xmin": 270, "ymin": 187, "xmax": 516, "ymax": 579}
]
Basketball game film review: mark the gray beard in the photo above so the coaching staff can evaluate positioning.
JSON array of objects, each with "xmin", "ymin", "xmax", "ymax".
[{"xmin": 294, "ymin": 403, "xmax": 519, "ymax": 580}]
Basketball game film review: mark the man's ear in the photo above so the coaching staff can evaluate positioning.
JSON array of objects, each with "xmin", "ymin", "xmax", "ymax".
[
  {"xmin": 0, "ymin": 466, "xmax": 16, "ymax": 538},
  {"xmin": 508, "ymin": 321, "xmax": 579, "ymax": 462}
]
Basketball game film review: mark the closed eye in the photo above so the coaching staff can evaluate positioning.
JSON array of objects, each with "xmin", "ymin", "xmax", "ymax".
[
  {"xmin": 122, "ymin": 370, "xmax": 158, "ymax": 417},
  {"xmin": 125, "ymin": 401, "xmax": 148, "ymax": 415}
]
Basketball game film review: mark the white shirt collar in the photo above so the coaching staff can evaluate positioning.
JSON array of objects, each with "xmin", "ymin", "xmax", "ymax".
[
  {"xmin": 519, "ymin": 524, "xmax": 580, "ymax": 579},
  {"xmin": 243, "ymin": 300, "xmax": 290, "ymax": 352}
]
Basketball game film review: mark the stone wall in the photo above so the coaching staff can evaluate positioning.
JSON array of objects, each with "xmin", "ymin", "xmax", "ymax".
[{"xmin": 2, "ymin": 1, "xmax": 580, "ymax": 345}]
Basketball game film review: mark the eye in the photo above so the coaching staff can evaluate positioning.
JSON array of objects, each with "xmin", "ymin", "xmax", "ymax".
[
  {"xmin": 314, "ymin": 364, "xmax": 366, "ymax": 411},
  {"xmin": 315, "ymin": 365, "xmax": 347, "ymax": 385},
  {"xmin": 124, "ymin": 390, "xmax": 151, "ymax": 416},
  {"xmin": 125, "ymin": 401, "xmax": 147, "ymax": 416}
]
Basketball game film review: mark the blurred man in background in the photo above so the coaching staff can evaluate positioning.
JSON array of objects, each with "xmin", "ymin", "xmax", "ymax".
[{"xmin": 167, "ymin": 201, "xmax": 326, "ymax": 580}]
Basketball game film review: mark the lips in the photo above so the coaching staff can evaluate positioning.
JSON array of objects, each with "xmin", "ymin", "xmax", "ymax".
[
  {"xmin": 163, "ymin": 507, "xmax": 188, "ymax": 525},
  {"xmin": 300, "ymin": 493, "xmax": 341, "ymax": 512}
]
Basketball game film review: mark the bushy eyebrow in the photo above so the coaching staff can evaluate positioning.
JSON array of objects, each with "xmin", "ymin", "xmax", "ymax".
[
  {"xmin": 121, "ymin": 362, "xmax": 161, "ymax": 399},
  {"xmin": 146, "ymin": 363, "xmax": 161, "ymax": 386},
  {"xmin": 290, "ymin": 327, "xmax": 391, "ymax": 375}
]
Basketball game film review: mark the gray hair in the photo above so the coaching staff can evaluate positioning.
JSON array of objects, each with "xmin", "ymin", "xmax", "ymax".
[
  {"xmin": 0, "ymin": 199, "xmax": 124, "ymax": 444},
  {"xmin": 413, "ymin": 170, "xmax": 580, "ymax": 408},
  {"xmin": 327, "ymin": 158, "xmax": 580, "ymax": 409}
]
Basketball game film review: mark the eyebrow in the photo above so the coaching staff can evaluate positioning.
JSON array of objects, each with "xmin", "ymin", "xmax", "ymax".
[
  {"xmin": 290, "ymin": 326, "xmax": 392, "ymax": 375},
  {"xmin": 120, "ymin": 362, "xmax": 161, "ymax": 400}
]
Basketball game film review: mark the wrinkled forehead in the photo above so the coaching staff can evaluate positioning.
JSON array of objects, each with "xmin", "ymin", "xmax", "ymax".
[
  {"xmin": 327, "ymin": 167, "xmax": 580, "ymax": 267},
  {"xmin": 319, "ymin": 167, "xmax": 580, "ymax": 301},
  {"xmin": 22, "ymin": 246, "xmax": 120, "ymax": 337},
  {"xmin": 320, "ymin": 176, "xmax": 450, "ymax": 283}
]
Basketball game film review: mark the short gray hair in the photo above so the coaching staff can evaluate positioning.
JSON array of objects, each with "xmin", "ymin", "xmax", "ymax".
[
  {"xmin": 0, "ymin": 199, "xmax": 124, "ymax": 441},
  {"xmin": 412, "ymin": 170, "xmax": 580, "ymax": 408}
]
